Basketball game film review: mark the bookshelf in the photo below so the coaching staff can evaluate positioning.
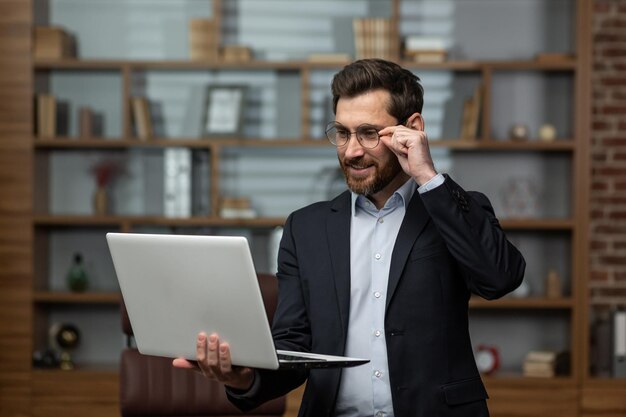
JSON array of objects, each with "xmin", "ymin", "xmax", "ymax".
[{"xmin": 0, "ymin": 0, "xmax": 604, "ymax": 416}]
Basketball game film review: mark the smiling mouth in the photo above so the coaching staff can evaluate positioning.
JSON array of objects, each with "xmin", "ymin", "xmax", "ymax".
[{"xmin": 347, "ymin": 164, "xmax": 373, "ymax": 175}]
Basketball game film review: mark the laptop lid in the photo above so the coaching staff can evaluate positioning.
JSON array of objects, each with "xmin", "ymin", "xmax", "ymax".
[
  {"xmin": 107, "ymin": 233, "xmax": 368, "ymax": 370},
  {"xmin": 107, "ymin": 232, "xmax": 281, "ymax": 370}
]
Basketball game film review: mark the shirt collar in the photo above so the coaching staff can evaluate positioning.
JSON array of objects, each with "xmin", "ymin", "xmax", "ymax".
[{"xmin": 351, "ymin": 178, "xmax": 417, "ymax": 216}]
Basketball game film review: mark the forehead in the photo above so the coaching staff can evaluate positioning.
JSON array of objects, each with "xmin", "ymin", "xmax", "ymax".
[{"xmin": 335, "ymin": 89, "xmax": 395, "ymax": 126}]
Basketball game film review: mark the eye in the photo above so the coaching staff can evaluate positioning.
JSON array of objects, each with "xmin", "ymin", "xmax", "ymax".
[
  {"xmin": 359, "ymin": 129, "xmax": 379, "ymax": 141},
  {"xmin": 335, "ymin": 129, "xmax": 349, "ymax": 139}
]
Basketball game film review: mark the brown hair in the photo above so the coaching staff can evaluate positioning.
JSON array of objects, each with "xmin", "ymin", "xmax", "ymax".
[{"xmin": 331, "ymin": 58, "xmax": 424, "ymax": 123}]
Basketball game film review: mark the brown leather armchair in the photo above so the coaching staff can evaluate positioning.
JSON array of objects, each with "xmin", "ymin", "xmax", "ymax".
[{"xmin": 120, "ymin": 273, "xmax": 286, "ymax": 417}]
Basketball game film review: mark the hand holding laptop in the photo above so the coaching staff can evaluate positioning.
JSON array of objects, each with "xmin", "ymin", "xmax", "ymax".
[
  {"xmin": 107, "ymin": 233, "xmax": 368, "ymax": 374},
  {"xmin": 172, "ymin": 332, "xmax": 254, "ymax": 391}
]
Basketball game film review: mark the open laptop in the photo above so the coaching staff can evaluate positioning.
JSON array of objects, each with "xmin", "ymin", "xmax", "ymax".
[{"xmin": 106, "ymin": 232, "xmax": 368, "ymax": 370}]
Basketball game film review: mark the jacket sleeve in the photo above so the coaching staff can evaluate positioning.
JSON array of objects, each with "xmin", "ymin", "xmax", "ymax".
[{"xmin": 419, "ymin": 175, "xmax": 526, "ymax": 300}]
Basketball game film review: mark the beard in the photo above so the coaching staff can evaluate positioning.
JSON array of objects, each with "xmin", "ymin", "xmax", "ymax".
[{"xmin": 339, "ymin": 154, "xmax": 403, "ymax": 197}]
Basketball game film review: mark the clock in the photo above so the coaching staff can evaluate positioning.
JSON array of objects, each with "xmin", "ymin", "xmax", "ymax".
[{"xmin": 475, "ymin": 345, "xmax": 500, "ymax": 375}]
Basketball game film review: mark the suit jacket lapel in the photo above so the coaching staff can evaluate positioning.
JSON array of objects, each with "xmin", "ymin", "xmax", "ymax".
[
  {"xmin": 326, "ymin": 191, "xmax": 352, "ymax": 337},
  {"xmin": 386, "ymin": 191, "xmax": 431, "ymax": 310}
]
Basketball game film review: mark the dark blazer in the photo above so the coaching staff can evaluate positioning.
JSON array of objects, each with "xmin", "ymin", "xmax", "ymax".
[{"xmin": 228, "ymin": 176, "xmax": 526, "ymax": 417}]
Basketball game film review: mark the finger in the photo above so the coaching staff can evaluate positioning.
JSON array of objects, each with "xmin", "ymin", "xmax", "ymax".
[
  {"xmin": 206, "ymin": 333, "xmax": 221, "ymax": 370},
  {"xmin": 172, "ymin": 358, "xmax": 199, "ymax": 370},
  {"xmin": 218, "ymin": 343, "xmax": 233, "ymax": 375},
  {"xmin": 196, "ymin": 332, "xmax": 216, "ymax": 378},
  {"xmin": 196, "ymin": 332, "xmax": 208, "ymax": 364},
  {"xmin": 378, "ymin": 126, "xmax": 398, "ymax": 137}
]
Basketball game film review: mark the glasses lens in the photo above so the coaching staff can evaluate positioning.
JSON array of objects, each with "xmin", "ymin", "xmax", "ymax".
[
  {"xmin": 357, "ymin": 128, "xmax": 379, "ymax": 148},
  {"xmin": 326, "ymin": 124, "xmax": 347, "ymax": 146}
]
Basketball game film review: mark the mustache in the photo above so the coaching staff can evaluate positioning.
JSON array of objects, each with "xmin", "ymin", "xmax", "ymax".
[{"xmin": 341, "ymin": 156, "xmax": 376, "ymax": 169}]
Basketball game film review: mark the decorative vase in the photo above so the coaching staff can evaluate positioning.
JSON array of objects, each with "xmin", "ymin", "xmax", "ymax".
[
  {"xmin": 67, "ymin": 253, "xmax": 88, "ymax": 292},
  {"xmin": 93, "ymin": 185, "xmax": 108, "ymax": 215}
]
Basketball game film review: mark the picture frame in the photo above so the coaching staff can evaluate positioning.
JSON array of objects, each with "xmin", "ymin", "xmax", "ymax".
[{"xmin": 202, "ymin": 85, "xmax": 246, "ymax": 137}]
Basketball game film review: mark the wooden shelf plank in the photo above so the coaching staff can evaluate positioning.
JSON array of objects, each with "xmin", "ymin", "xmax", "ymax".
[
  {"xmin": 33, "ymin": 291, "xmax": 121, "ymax": 304},
  {"xmin": 33, "ymin": 58, "xmax": 577, "ymax": 72},
  {"xmin": 33, "ymin": 137, "xmax": 575, "ymax": 152},
  {"xmin": 32, "ymin": 215, "xmax": 286, "ymax": 228},
  {"xmin": 485, "ymin": 59, "xmax": 577, "ymax": 71},
  {"xmin": 584, "ymin": 377, "xmax": 626, "ymax": 388},
  {"xmin": 32, "ymin": 365, "xmax": 119, "ymax": 375},
  {"xmin": 33, "ymin": 215, "xmax": 572, "ymax": 230},
  {"xmin": 429, "ymin": 139, "xmax": 575, "ymax": 151},
  {"xmin": 470, "ymin": 297, "xmax": 574, "ymax": 309},
  {"xmin": 33, "ymin": 137, "xmax": 216, "ymax": 149},
  {"xmin": 33, "ymin": 215, "xmax": 124, "ymax": 227}
]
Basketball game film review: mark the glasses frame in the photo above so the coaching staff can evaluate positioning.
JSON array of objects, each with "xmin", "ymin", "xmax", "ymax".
[{"xmin": 325, "ymin": 122, "xmax": 383, "ymax": 149}]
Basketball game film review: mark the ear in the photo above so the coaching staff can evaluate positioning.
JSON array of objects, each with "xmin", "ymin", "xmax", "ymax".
[{"xmin": 405, "ymin": 113, "xmax": 424, "ymax": 131}]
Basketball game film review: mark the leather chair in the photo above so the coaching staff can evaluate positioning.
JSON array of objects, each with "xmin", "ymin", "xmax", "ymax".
[{"xmin": 120, "ymin": 273, "xmax": 286, "ymax": 417}]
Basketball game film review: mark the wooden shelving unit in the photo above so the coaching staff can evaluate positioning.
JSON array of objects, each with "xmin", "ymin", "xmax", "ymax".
[{"xmin": 0, "ymin": 0, "xmax": 598, "ymax": 416}]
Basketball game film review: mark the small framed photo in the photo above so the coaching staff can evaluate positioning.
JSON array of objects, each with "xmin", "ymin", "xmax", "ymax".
[{"xmin": 203, "ymin": 85, "xmax": 246, "ymax": 137}]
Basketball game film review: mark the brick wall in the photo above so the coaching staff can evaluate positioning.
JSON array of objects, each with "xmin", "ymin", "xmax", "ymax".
[{"xmin": 590, "ymin": 0, "xmax": 626, "ymax": 304}]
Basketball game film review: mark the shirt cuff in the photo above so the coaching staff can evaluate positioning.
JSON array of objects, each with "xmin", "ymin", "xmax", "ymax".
[
  {"xmin": 417, "ymin": 173, "xmax": 445, "ymax": 194},
  {"xmin": 225, "ymin": 370, "xmax": 261, "ymax": 399}
]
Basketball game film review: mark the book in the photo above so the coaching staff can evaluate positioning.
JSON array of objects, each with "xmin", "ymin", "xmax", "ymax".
[
  {"xmin": 307, "ymin": 53, "xmax": 352, "ymax": 64},
  {"xmin": 353, "ymin": 18, "xmax": 392, "ymax": 60},
  {"xmin": 219, "ymin": 197, "xmax": 257, "ymax": 219},
  {"xmin": 403, "ymin": 36, "xmax": 448, "ymax": 62},
  {"xmin": 164, "ymin": 148, "xmax": 192, "ymax": 218},
  {"xmin": 525, "ymin": 350, "xmax": 557, "ymax": 363},
  {"xmin": 188, "ymin": 19, "xmax": 218, "ymax": 61},
  {"xmin": 405, "ymin": 50, "xmax": 447, "ymax": 63},
  {"xmin": 460, "ymin": 85, "xmax": 482, "ymax": 140},
  {"xmin": 130, "ymin": 97, "xmax": 153, "ymax": 140},
  {"xmin": 34, "ymin": 26, "xmax": 76, "ymax": 59},
  {"xmin": 78, "ymin": 107, "xmax": 93, "ymax": 138},
  {"xmin": 36, "ymin": 94, "xmax": 56, "ymax": 138},
  {"xmin": 221, "ymin": 45, "xmax": 252, "ymax": 63}
]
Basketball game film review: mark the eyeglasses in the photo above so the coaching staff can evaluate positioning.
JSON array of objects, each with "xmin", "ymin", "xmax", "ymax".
[{"xmin": 325, "ymin": 122, "xmax": 381, "ymax": 149}]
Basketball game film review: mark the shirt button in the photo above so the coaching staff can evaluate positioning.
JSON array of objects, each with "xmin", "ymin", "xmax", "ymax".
[
  {"xmin": 374, "ymin": 291, "xmax": 381, "ymax": 298},
  {"xmin": 374, "ymin": 370, "xmax": 382, "ymax": 378},
  {"xmin": 378, "ymin": 217, "xmax": 384, "ymax": 224},
  {"xmin": 374, "ymin": 253, "xmax": 381, "ymax": 260},
  {"xmin": 374, "ymin": 330, "xmax": 382, "ymax": 337},
  {"xmin": 376, "ymin": 412, "xmax": 384, "ymax": 417}
]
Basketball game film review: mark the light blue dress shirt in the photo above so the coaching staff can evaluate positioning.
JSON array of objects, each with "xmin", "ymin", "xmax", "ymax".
[{"xmin": 334, "ymin": 173, "xmax": 444, "ymax": 417}]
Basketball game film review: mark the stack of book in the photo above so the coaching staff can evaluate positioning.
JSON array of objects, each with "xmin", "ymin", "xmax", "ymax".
[
  {"xmin": 353, "ymin": 18, "xmax": 393, "ymax": 60},
  {"xmin": 36, "ymin": 94, "xmax": 57, "ymax": 138},
  {"xmin": 189, "ymin": 18, "xmax": 218, "ymax": 61},
  {"xmin": 460, "ymin": 85, "xmax": 483, "ymax": 140},
  {"xmin": 523, "ymin": 350, "xmax": 570, "ymax": 378},
  {"xmin": 33, "ymin": 26, "xmax": 76, "ymax": 60},
  {"xmin": 403, "ymin": 36, "xmax": 448, "ymax": 63},
  {"xmin": 221, "ymin": 45, "xmax": 252, "ymax": 63},
  {"xmin": 220, "ymin": 197, "xmax": 257, "ymax": 219},
  {"xmin": 130, "ymin": 97, "xmax": 154, "ymax": 140},
  {"xmin": 523, "ymin": 350, "xmax": 557, "ymax": 377}
]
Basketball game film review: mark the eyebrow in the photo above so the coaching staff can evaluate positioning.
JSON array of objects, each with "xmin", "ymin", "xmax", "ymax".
[{"xmin": 333, "ymin": 122, "xmax": 384, "ymax": 130}]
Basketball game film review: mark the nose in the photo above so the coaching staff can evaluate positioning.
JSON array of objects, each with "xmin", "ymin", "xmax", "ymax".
[{"xmin": 343, "ymin": 133, "xmax": 365, "ymax": 159}]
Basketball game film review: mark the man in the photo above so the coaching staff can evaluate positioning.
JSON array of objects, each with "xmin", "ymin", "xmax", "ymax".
[{"xmin": 174, "ymin": 58, "xmax": 526, "ymax": 417}]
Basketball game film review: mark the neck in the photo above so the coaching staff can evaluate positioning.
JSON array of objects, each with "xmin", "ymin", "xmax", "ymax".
[{"xmin": 368, "ymin": 172, "xmax": 411, "ymax": 209}]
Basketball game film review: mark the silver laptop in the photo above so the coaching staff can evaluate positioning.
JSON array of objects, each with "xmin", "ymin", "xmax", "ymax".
[{"xmin": 106, "ymin": 233, "xmax": 368, "ymax": 370}]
